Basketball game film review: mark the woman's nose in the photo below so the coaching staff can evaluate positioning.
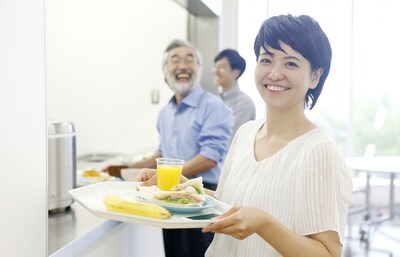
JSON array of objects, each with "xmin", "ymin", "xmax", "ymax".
[{"xmin": 267, "ymin": 66, "xmax": 284, "ymax": 81}]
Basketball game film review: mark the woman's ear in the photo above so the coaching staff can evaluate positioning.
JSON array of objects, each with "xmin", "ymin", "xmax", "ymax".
[{"xmin": 310, "ymin": 68, "xmax": 324, "ymax": 89}]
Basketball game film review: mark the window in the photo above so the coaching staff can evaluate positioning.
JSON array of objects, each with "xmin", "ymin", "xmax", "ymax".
[{"xmin": 237, "ymin": 0, "xmax": 400, "ymax": 157}]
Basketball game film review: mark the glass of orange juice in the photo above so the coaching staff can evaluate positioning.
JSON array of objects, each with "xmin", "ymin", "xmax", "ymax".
[{"xmin": 156, "ymin": 158, "xmax": 185, "ymax": 190}]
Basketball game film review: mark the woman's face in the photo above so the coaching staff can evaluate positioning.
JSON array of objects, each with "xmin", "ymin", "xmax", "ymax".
[{"xmin": 254, "ymin": 42, "xmax": 321, "ymax": 111}]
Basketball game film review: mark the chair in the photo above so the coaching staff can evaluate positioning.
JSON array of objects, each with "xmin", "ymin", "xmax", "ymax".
[{"xmin": 347, "ymin": 170, "xmax": 370, "ymax": 241}]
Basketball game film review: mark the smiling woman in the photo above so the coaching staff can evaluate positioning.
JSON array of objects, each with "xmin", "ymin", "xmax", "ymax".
[
  {"xmin": 254, "ymin": 44, "xmax": 323, "ymax": 111},
  {"xmin": 193, "ymin": 14, "xmax": 353, "ymax": 257},
  {"xmin": 238, "ymin": 0, "xmax": 400, "ymax": 157}
]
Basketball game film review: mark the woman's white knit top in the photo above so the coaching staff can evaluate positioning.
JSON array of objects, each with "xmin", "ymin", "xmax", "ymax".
[{"xmin": 205, "ymin": 119, "xmax": 352, "ymax": 257}]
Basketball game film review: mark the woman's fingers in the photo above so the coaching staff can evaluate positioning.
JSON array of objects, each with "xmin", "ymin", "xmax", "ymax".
[
  {"xmin": 135, "ymin": 168, "xmax": 157, "ymax": 183},
  {"xmin": 142, "ymin": 174, "xmax": 158, "ymax": 186},
  {"xmin": 202, "ymin": 206, "xmax": 259, "ymax": 240},
  {"xmin": 203, "ymin": 218, "xmax": 233, "ymax": 232},
  {"xmin": 202, "ymin": 208, "xmax": 239, "ymax": 232}
]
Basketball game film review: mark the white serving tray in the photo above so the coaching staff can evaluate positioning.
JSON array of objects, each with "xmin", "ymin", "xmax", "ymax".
[{"xmin": 69, "ymin": 181, "xmax": 231, "ymax": 229}]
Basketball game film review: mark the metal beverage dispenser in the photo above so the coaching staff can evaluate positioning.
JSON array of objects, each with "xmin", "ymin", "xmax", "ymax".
[{"xmin": 47, "ymin": 121, "xmax": 76, "ymax": 212}]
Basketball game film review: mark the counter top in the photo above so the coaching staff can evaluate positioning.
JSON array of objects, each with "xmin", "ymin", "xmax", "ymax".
[
  {"xmin": 48, "ymin": 153, "xmax": 164, "ymax": 256},
  {"xmin": 48, "ymin": 200, "xmax": 164, "ymax": 257},
  {"xmin": 48, "ymin": 202, "xmax": 118, "ymax": 255}
]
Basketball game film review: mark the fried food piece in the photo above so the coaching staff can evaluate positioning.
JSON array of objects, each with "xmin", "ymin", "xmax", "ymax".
[{"xmin": 83, "ymin": 169, "xmax": 100, "ymax": 177}]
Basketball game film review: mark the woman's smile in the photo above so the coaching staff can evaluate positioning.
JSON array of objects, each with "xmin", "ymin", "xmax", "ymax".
[{"xmin": 265, "ymin": 84, "xmax": 289, "ymax": 92}]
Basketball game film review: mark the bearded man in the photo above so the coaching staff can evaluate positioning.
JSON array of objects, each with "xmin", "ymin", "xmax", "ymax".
[{"xmin": 105, "ymin": 39, "xmax": 233, "ymax": 257}]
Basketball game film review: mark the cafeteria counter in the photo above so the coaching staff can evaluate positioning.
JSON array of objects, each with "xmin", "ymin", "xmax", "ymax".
[{"xmin": 48, "ymin": 202, "xmax": 164, "ymax": 257}]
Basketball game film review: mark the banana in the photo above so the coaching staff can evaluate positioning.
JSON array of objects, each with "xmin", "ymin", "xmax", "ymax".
[{"xmin": 103, "ymin": 194, "xmax": 172, "ymax": 220}]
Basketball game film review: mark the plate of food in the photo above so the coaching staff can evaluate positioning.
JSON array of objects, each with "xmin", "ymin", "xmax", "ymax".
[
  {"xmin": 77, "ymin": 168, "xmax": 122, "ymax": 187},
  {"xmin": 137, "ymin": 191, "xmax": 215, "ymax": 213},
  {"xmin": 136, "ymin": 177, "xmax": 215, "ymax": 213}
]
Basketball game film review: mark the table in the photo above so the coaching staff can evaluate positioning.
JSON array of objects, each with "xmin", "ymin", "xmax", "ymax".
[{"xmin": 346, "ymin": 156, "xmax": 400, "ymax": 227}]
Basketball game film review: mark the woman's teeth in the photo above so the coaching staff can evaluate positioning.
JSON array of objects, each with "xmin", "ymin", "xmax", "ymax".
[{"xmin": 267, "ymin": 85, "xmax": 287, "ymax": 92}]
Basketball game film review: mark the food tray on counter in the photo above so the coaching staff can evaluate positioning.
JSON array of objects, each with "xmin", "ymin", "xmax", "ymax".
[
  {"xmin": 76, "ymin": 170, "xmax": 122, "ymax": 187},
  {"xmin": 69, "ymin": 181, "xmax": 231, "ymax": 229}
]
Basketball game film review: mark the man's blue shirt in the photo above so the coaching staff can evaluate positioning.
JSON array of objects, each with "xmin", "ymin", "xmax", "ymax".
[{"xmin": 157, "ymin": 85, "xmax": 233, "ymax": 184}]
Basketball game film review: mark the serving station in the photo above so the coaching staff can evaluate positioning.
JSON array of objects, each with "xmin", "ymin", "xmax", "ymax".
[
  {"xmin": 48, "ymin": 152, "xmax": 166, "ymax": 257},
  {"xmin": 48, "ymin": 202, "xmax": 165, "ymax": 257}
]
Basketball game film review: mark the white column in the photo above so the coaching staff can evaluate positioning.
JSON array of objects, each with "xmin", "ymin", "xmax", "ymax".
[
  {"xmin": 220, "ymin": 0, "xmax": 239, "ymax": 49},
  {"xmin": 0, "ymin": 0, "xmax": 47, "ymax": 256}
]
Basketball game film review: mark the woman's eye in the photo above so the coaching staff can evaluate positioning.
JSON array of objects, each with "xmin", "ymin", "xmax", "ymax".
[
  {"xmin": 286, "ymin": 61, "xmax": 298, "ymax": 67},
  {"xmin": 258, "ymin": 58, "xmax": 271, "ymax": 64}
]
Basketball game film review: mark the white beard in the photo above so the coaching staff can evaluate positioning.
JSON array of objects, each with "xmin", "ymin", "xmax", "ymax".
[{"xmin": 165, "ymin": 74, "xmax": 197, "ymax": 96}]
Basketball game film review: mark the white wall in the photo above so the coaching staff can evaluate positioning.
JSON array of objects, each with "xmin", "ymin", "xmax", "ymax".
[
  {"xmin": 46, "ymin": 0, "xmax": 188, "ymax": 157},
  {"xmin": 0, "ymin": 0, "xmax": 47, "ymax": 256}
]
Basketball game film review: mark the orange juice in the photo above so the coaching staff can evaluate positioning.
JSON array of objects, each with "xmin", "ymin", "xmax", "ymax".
[
  {"xmin": 156, "ymin": 158, "xmax": 185, "ymax": 190},
  {"xmin": 157, "ymin": 165, "xmax": 182, "ymax": 190}
]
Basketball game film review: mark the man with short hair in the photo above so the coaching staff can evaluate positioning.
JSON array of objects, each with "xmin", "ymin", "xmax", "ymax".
[{"xmin": 213, "ymin": 49, "xmax": 256, "ymax": 135}]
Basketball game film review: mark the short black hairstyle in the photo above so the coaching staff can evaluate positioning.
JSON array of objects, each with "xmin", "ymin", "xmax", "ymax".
[
  {"xmin": 214, "ymin": 49, "xmax": 246, "ymax": 79},
  {"xmin": 254, "ymin": 14, "xmax": 332, "ymax": 110}
]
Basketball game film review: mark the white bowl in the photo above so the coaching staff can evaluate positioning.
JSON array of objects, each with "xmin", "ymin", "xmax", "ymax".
[{"xmin": 121, "ymin": 168, "xmax": 142, "ymax": 181}]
